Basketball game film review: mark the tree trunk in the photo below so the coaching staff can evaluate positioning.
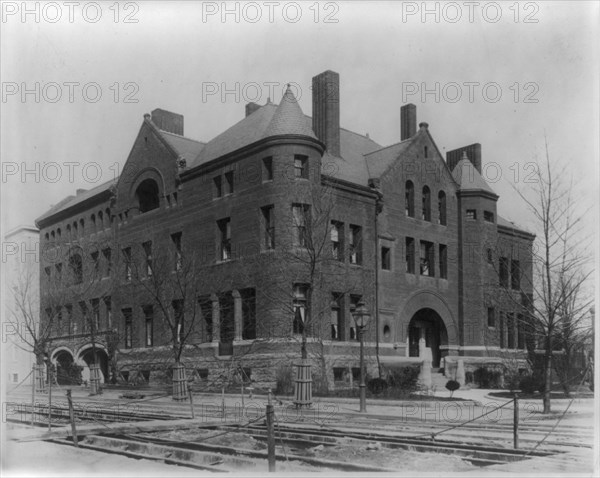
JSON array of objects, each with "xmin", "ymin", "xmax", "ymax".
[{"xmin": 543, "ymin": 339, "xmax": 552, "ymax": 414}]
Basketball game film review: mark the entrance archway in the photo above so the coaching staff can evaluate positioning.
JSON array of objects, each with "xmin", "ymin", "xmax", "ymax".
[
  {"xmin": 408, "ymin": 308, "xmax": 448, "ymax": 368},
  {"xmin": 78, "ymin": 346, "xmax": 109, "ymax": 384},
  {"xmin": 53, "ymin": 349, "xmax": 79, "ymax": 385}
]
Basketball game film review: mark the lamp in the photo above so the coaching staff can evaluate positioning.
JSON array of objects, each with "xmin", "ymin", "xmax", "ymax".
[{"xmin": 352, "ymin": 300, "xmax": 371, "ymax": 412}]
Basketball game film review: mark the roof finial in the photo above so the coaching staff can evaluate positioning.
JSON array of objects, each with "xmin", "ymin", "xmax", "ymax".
[{"xmin": 462, "ymin": 151, "xmax": 469, "ymax": 161}]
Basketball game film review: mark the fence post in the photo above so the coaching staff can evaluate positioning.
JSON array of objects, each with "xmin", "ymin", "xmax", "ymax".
[
  {"xmin": 31, "ymin": 365, "xmax": 36, "ymax": 427},
  {"xmin": 188, "ymin": 382, "xmax": 195, "ymax": 419},
  {"xmin": 221, "ymin": 387, "xmax": 225, "ymax": 419},
  {"xmin": 266, "ymin": 389, "xmax": 276, "ymax": 472},
  {"xmin": 66, "ymin": 389, "xmax": 78, "ymax": 447},
  {"xmin": 47, "ymin": 367, "xmax": 52, "ymax": 431},
  {"xmin": 513, "ymin": 393, "xmax": 519, "ymax": 449}
]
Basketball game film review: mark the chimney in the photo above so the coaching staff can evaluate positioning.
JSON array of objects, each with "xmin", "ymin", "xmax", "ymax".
[
  {"xmin": 312, "ymin": 70, "xmax": 340, "ymax": 157},
  {"xmin": 245, "ymin": 102, "xmax": 261, "ymax": 117},
  {"xmin": 400, "ymin": 104, "xmax": 417, "ymax": 140},
  {"xmin": 151, "ymin": 108, "xmax": 184, "ymax": 136},
  {"xmin": 446, "ymin": 143, "xmax": 482, "ymax": 173}
]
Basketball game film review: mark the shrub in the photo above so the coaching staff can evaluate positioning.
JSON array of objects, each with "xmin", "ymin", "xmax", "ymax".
[
  {"xmin": 367, "ymin": 377, "xmax": 388, "ymax": 395},
  {"xmin": 446, "ymin": 380, "xmax": 460, "ymax": 392},
  {"xmin": 519, "ymin": 375, "xmax": 543, "ymax": 394},
  {"xmin": 274, "ymin": 364, "xmax": 294, "ymax": 395},
  {"xmin": 386, "ymin": 365, "xmax": 420, "ymax": 394},
  {"xmin": 474, "ymin": 367, "xmax": 503, "ymax": 389}
]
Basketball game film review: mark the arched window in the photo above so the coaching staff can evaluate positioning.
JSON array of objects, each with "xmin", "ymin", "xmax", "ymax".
[
  {"xmin": 438, "ymin": 191, "xmax": 447, "ymax": 225},
  {"xmin": 51, "ymin": 231, "xmax": 55, "ymax": 240},
  {"xmin": 79, "ymin": 218, "xmax": 85, "ymax": 236},
  {"xmin": 422, "ymin": 186, "xmax": 431, "ymax": 221},
  {"xmin": 105, "ymin": 208, "xmax": 111, "ymax": 227},
  {"xmin": 405, "ymin": 181, "xmax": 414, "ymax": 217},
  {"xmin": 90, "ymin": 214, "xmax": 96, "ymax": 234},
  {"xmin": 57, "ymin": 228, "xmax": 61, "ymax": 239},
  {"xmin": 69, "ymin": 253, "xmax": 83, "ymax": 284},
  {"xmin": 97, "ymin": 211, "xmax": 103, "ymax": 230},
  {"xmin": 45, "ymin": 232, "xmax": 49, "ymax": 241},
  {"xmin": 135, "ymin": 179, "xmax": 160, "ymax": 213},
  {"xmin": 72, "ymin": 221, "xmax": 78, "ymax": 237},
  {"xmin": 66, "ymin": 224, "xmax": 71, "ymax": 240}
]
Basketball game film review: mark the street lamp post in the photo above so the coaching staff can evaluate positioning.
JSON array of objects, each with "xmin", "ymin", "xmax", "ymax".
[{"xmin": 352, "ymin": 300, "xmax": 371, "ymax": 413}]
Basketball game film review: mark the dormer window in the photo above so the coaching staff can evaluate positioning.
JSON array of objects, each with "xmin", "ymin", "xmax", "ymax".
[{"xmin": 135, "ymin": 179, "xmax": 160, "ymax": 213}]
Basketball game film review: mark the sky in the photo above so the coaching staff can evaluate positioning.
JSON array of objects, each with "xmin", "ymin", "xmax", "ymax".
[{"xmin": 1, "ymin": 1, "xmax": 598, "ymax": 248}]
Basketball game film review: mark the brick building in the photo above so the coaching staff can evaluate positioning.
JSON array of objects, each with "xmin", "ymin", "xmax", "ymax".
[{"xmin": 36, "ymin": 70, "xmax": 534, "ymax": 388}]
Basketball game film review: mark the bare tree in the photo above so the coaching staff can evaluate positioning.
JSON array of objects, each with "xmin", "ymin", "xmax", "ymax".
[{"xmin": 489, "ymin": 140, "xmax": 593, "ymax": 412}]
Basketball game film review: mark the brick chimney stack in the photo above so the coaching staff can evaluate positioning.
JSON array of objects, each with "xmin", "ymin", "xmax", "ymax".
[
  {"xmin": 446, "ymin": 143, "xmax": 482, "ymax": 173},
  {"xmin": 151, "ymin": 108, "xmax": 184, "ymax": 136},
  {"xmin": 312, "ymin": 70, "xmax": 340, "ymax": 157},
  {"xmin": 400, "ymin": 104, "xmax": 417, "ymax": 140}
]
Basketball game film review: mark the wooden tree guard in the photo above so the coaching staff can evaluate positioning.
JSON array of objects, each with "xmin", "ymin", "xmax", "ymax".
[
  {"xmin": 89, "ymin": 364, "xmax": 102, "ymax": 395},
  {"xmin": 293, "ymin": 360, "xmax": 312, "ymax": 408},
  {"xmin": 35, "ymin": 364, "xmax": 46, "ymax": 394},
  {"xmin": 172, "ymin": 362, "xmax": 188, "ymax": 401}
]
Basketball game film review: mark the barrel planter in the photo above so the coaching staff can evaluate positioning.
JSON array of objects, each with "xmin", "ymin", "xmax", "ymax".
[
  {"xmin": 89, "ymin": 364, "xmax": 102, "ymax": 395},
  {"xmin": 172, "ymin": 362, "xmax": 188, "ymax": 401},
  {"xmin": 293, "ymin": 360, "xmax": 312, "ymax": 408},
  {"xmin": 35, "ymin": 364, "xmax": 46, "ymax": 393}
]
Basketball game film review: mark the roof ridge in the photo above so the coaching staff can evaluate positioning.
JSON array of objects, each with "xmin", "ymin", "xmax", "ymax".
[
  {"xmin": 364, "ymin": 138, "xmax": 412, "ymax": 156},
  {"xmin": 159, "ymin": 129, "xmax": 205, "ymax": 144}
]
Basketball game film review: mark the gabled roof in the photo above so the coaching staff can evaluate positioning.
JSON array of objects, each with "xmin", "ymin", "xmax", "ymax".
[
  {"xmin": 160, "ymin": 131, "xmax": 205, "ymax": 162},
  {"xmin": 451, "ymin": 157, "xmax": 496, "ymax": 195},
  {"xmin": 35, "ymin": 178, "xmax": 117, "ymax": 226},
  {"xmin": 364, "ymin": 139, "xmax": 412, "ymax": 179},
  {"xmin": 189, "ymin": 87, "xmax": 318, "ymax": 169}
]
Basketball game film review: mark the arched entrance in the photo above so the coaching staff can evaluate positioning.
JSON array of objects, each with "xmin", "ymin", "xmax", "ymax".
[
  {"xmin": 52, "ymin": 349, "xmax": 79, "ymax": 385},
  {"xmin": 77, "ymin": 346, "xmax": 109, "ymax": 384},
  {"xmin": 408, "ymin": 308, "xmax": 448, "ymax": 368}
]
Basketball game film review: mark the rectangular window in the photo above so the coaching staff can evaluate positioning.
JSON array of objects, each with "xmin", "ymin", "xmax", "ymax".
[
  {"xmin": 144, "ymin": 306, "xmax": 153, "ymax": 347},
  {"xmin": 217, "ymin": 218, "xmax": 231, "ymax": 260},
  {"xmin": 213, "ymin": 176, "xmax": 222, "ymax": 198},
  {"xmin": 65, "ymin": 304, "xmax": 73, "ymax": 336},
  {"xmin": 349, "ymin": 295, "xmax": 362, "ymax": 342},
  {"xmin": 511, "ymin": 260, "xmax": 520, "ymax": 290},
  {"xmin": 102, "ymin": 248, "xmax": 112, "ymax": 277},
  {"xmin": 123, "ymin": 308, "xmax": 133, "ymax": 348},
  {"xmin": 439, "ymin": 244, "xmax": 447, "ymax": 279},
  {"xmin": 224, "ymin": 171, "xmax": 234, "ymax": 194},
  {"xmin": 171, "ymin": 232, "xmax": 182, "ymax": 271},
  {"xmin": 405, "ymin": 237, "xmax": 415, "ymax": 274},
  {"xmin": 261, "ymin": 205, "xmax": 275, "ymax": 250},
  {"xmin": 499, "ymin": 257, "xmax": 509, "ymax": 287},
  {"xmin": 381, "ymin": 246, "xmax": 391, "ymax": 270},
  {"xmin": 330, "ymin": 221, "xmax": 344, "ymax": 261},
  {"xmin": 91, "ymin": 298, "xmax": 100, "ymax": 331},
  {"xmin": 104, "ymin": 297, "xmax": 112, "ymax": 328},
  {"xmin": 517, "ymin": 314, "xmax": 525, "ymax": 349},
  {"xmin": 499, "ymin": 312, "xmax": 505, "ymax": 348},
  {"xmin": 293, "ymin": 284, "xmax": 309, "ymax": 334},
  {"xmin": 420, "ymin": 240, "xmax": 434, "ymax": 277},
  {"xmin": 199, "ymin": 296, "xmax": 213, "ymax": 342},
  {"xmin": 292, "ymin": 204, "xmax": 310, "ymax": 247},
  {"xmin": 122, "ymin": 247, "xmax": 132, "ymax": 281},
  {"xmin": 487, "ymin": 307, "xmax": 496, "ymax": 328},
  {"xmin": 507, "ymin": 312, "xmax": 515, "ymax": 349},
  {"xmin": 173, "ymin": 300, "xmax": 184, "ymax": 344},
  {"xmin": 91, "ymin": 251, "xmax": 99, "ymax": 275},
  {"xmin": 262, "ymin": 157, "xmax": 273, "ymax": 181},
  {"xmin": 142, "ymin": 241, "xmax": 153, "ymax": 276},
  {"xmin": 466, "ymin": 209, "xmax": 477, "ymax": 221},
  {"xmin": 55, "ymin": 263, "xmax": 62, "ymax": 282},
  {"xmin": 484, "ymin": 211, "xmax": 495, "ymax": 223},
  {"xmin": 330, "ymin": 293, "xmax": 343, "ymax": 341},
  {"xmin": 349, "ymin": 225, "xmax": 362, "ymax": 265},
  {"xmin": 294, "ymin": 155, "xmax": 308, "ymax": 179},
  {"xmin": 55, "ymin": 307, "xmax": 63, "ymax": 335},
  {"xmin": 241, "ymin": 288, "xmax": 256, "ymax": 340}
]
